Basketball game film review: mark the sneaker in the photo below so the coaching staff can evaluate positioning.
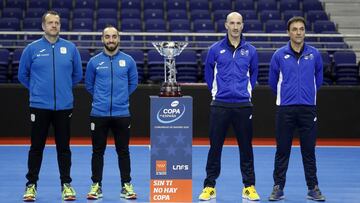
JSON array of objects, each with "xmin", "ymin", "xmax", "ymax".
[
  {"xmin": 62, "ymin": 183, "xmax": 76, "ymax": 201},
  {"xmin": 87, "ymin": 182, "xmax": 103, "ymax": 200},
  {"xmin": 23, "ymin": 184, "xmax": 37, "ymax": 202},
  {"xmin": 198, "ymin": 187, "xmax": 216, "ymax": 201},
  {"xmin": 242, "ymin": 185, "xmax": 260, "ymax": 201},
  {"xmin": 307, "ymin": 185, "xmax": 326, "ymax": 201},
  {"xmin": 120, "ymin": 183, "xmax": 137, "ymax": 199},
  {"xmin": 269, "ymin": 185, "xmax": 285, "ymax": 201}
]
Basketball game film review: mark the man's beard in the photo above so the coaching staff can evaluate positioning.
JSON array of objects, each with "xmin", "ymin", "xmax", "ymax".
[{"xmin": 104, "ymin": 42, "xmax": 119, "ymax": 52}]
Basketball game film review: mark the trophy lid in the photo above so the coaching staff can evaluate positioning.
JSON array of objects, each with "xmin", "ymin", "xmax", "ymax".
[{"xmin": 152, "ymin": 41, "xmax": 188, "ymax": 58}]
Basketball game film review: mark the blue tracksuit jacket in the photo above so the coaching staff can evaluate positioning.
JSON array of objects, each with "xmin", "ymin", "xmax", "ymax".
[
  {"xmin": 18, "ymin": 37, "xmax": 83, "ymax": 110},
  {"xmin": 268, "ymin": 42, "xmax": 323, "ymax": 106},
  {"xmin": 85, "ymin": 50, "xmax": 138, "ymax": 117},
  {"xmin": 204, "ymin": 35, "xmax": 258, "ymax": 104}
]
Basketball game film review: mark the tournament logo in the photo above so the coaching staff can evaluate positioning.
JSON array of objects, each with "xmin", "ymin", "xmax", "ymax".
[
  {"xmin": 156, "ymin": 160, "xmax": 167, "ymax": 175},
  {"xmin": 156, "ymin": 100, "xmax": 185, "ymax": 124}
]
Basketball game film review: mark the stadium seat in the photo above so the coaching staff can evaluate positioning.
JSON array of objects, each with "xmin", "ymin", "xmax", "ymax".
[
  {"xmin": 279, "ymin": 0, "xmax": 299, "ymax": 12},
  {"xmin": 28, "ymin": 0, "xmax": 50, "ymax": 9},
  {"xmin": 72, "ymin": 18, "xmax": 94, "ymax": 31},
  {"xmin": 98, "ymin": 0, "xmax": 118, "ymax": 9},
  {"xmin": 144, "ymin": 0, "xmax": 164, "ymax": 10},
  {"xmin": 175, "ymin": 50, "xmax": 198, "ymax": 68},
  {"xmin": 52, "ymin": 0, "xmax": 73, "ymax": 9},
  {"xmin": 144, "ymin": 9, "xmax": 164, "ymax": 20},
  {"xmin": 303, "ymin": 0, "xmax": 323, "ymax": 12},
  {"xmin": 241, "ymin": 10, "xmax": 258, "ymax": 21},
  {"xmin": 167, "ymin": 0, "xmax": 187, "ymax": 10},
  {"xmin": 96, "ymin": 18, "xmax": 118, "ymax": 31},
  {"xmin": 167, "ymin": 9, "xmax": 188, "ymax": 20},
  {"xmin": 283, "ymin": 10, "xmax": 303, "ymax": 22},
  {"xmin": 5, "ymin": 0, "xmax": 26, "ymax": 9},
  {"xmin": 243, "ymin": 20, "xmax": 263, "ymax": 32},
  {"xmin": 307, "ymin": 10, "xmax": 328, "ymax": 23},
  {"xmin": 234, "ymin": 0, "xmax": 255, "ymax": 10},
  {"xmin": 257, "ymin": 0, "xmax": 277, "ymax": 12},
  {"xmin": 121, "ymin": 18, "xmax": 142, "ymax": 31},
  {"xmin": 169, "ymin": 19, "xmax": 191, "ymax": 31},
  {"xmin": 22, "ymin": 18, "xmax": 42, "ymax": 31},
  {"xmin": 0, "ymin": 18, "xmax": 20, "ymax": 30},
  {"xmin": 75, "ymin": 0, "xmax": 96, "ymax": 9},
  {"xmin": 211, "ymin": 0, "xmax": 232, "ymax": 11},
  {"xmin": 52, "ymin": 8, "xmax": 70, "ymax": 19},
  {"xmin": 79, "ymin": 49, "xmax": 91, "ymax": 65},
  {"xmin": 73, "ymin": 8, "xmax": 94, "ymax": 19},
  {"xmin": 213, "ymin": 10, "xmax": 232, "ymax": 21},
  {"xmin": 121, "ymin": 0, "xmax": 141, "ymax": 9},
  {"xmin": 120, "ymin": 9, "xmax": 141, "ymax": 20},
  {"xmin": 189, "ymin": 0, "xmax": 209, "ymax": 11},
  {"xmin": 125, "ymin": 49, "xmax": 145, "ymax": 68},
  {"xmin": 313, "ymin": 20, "xmax": 336, "ymax": 33},
  {"xmin": 0, "ymin": 49, "xmax": 10, "ymax": 67},
  {"xmin": 191, "ymin": 9, "xmax": 210, "ymax": 21},
  {"xmin": 25, "ymin": 8, "xmax": 46, "ymax": 18},
  {"xmin": 193, "ymin": 19, "xmax": 215, "ymax": 32},
  {"xmin": 265, "ymin": 20, "xmax": 286, "ymax": 33},
  {"xmin": 97, "ymin": 8, "xmax": 118, "ymax": 19},
  {"xmin": 260, "ymin": 10, "xmax": 281, "ymax": 22},
  {"xmin": 216, "ymin": 19, "xmax": 226, "ymax": 33},
  {"xmin": 1, "ymin": 8, "xmax": 23, "ymax": 18}
]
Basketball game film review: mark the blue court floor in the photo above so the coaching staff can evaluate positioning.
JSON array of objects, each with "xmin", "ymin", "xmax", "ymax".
[{"xmin": 0, "ymin": 145, "xmax": 359, "ymax": 203}]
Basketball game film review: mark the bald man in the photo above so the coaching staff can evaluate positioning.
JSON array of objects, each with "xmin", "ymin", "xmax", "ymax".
[
  {"xmin": 85, "ymin": 25, "xmax": 138, "ymax": 200},
  {"xmin": 198, "ymin": 12, "xmax": 260, "ymax": 201}
]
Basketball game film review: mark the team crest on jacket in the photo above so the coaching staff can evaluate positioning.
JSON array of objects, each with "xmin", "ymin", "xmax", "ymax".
[
  {"xmin": 119, "ymin": 60, "xmax": 126, "ymax": 67},
  {"xmin": 240, "ymin": 49, "xmax": 249, "ymax": 56},
  {"xmin": 60, "ymin": 47, "xmax": 67, "ymax": 54},
  {"xmin": 304, "ymin": 54, "xmax": 314, "ymax": 60}
]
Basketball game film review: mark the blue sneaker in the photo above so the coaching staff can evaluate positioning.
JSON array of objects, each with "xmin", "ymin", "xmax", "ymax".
[
  {"xmin": 307, "ymin": 185, "xmax": 325, "ymax": 201},
  {"xmin": 269, "ymin": 185, "xmax": 284, "ymax": 201}
]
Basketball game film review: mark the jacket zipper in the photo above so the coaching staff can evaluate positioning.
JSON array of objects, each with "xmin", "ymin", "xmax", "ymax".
[
  {"xmin": 52, "ymin": 44, "xmax": 56, "ymax": 110},
  {"xmin": 110, "ymin": 56, "xmax": 113, "ymax": 116}
]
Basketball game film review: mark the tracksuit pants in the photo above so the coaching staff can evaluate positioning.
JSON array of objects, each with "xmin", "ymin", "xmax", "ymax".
[
  {"xmin": 90, "ymin": 116, "xmax": 132, "ymax": 186},
  {"xmin": 204, "ymin": 106, "xmax": 255, "ymax": 188},
  {"xmin": 273, "ymin": 105, "xmax": 319, "ymax": 190},
  {"xmin": 26, "ymin": 107, "xmax": 73, "ymax": 186}
]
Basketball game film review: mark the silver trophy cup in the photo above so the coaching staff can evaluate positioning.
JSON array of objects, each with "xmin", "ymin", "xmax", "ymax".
[{"xmin": 152, "ymin": 41, "xmax": 188, "ymax": 97}]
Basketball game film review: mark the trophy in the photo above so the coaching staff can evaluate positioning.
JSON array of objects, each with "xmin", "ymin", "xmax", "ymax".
[{"xmin": 152, "ymin": 41, "xmax": 188, "ymax": 97}]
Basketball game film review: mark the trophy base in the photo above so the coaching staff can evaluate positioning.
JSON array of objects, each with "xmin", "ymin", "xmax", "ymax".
[{"xmin": 159, "ymin": 82, "xmax": 182, "ymax": 97}]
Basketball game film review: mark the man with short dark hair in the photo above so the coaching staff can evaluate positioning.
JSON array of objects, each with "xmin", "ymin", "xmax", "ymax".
[
  {"xmin": 268, "ymin": 16, "xmax": 326, "ymax": 201},
  {"xmin": 85, "ymin": 25, "xmax": 138, "ymax": 200},
  {"xmin": 19, "ymin": 10, "xmax": 82, "ymax": 201}
]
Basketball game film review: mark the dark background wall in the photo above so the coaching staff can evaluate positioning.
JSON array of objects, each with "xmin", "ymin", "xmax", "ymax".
[{"xmin": 1, "ymin": 84, "xmax": 359, "ymax": 138}]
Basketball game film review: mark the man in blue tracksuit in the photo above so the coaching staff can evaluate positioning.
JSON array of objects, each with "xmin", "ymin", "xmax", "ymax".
[
  {"xmin": 85, "ymin": 26, "xmax": 138, "ymax": 200},
  {"xmin": 18, "ymin": 11, "xmax": 82, "ymax": 201},
  {"xmin": 198, "ymin": 12, "xmax": 260, "ymax": 201},
  {"xmin": 268, "ymin": 16, "xmax": 326, "ymax": 202}
]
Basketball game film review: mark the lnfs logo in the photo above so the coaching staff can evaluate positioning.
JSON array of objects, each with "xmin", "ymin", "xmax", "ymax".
[
  {"xmin": 156, "ymin": 160, "xmax": 167, "ymax": 175},
  {"xmin": 156, "ymin": 100, "xmax": 185, "ymax": 124}
]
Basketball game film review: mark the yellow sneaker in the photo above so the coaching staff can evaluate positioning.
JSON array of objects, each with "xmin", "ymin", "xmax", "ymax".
[
  {"xmin": 242, "ymin": 185, "xmax": 260, "ymax": 201},
  {"xmin": 198, "ymin": 187, "xmax": 216, "ymax": 201}
]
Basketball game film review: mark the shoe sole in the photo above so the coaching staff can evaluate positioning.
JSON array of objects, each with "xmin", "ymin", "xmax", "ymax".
[
  {"xmin": 121, "ymin": 194, "xmax": 137, "ymax": 199},
  {"xmin": 242, "ymin": 195, "xmax": 260, "ymax": 201},
  {"xmin": 307, "ymin": 196, "xmax": 325, "ymax": 201},
  {"xmin": 63, "ymin": 196, "xmax": 76, "ymax": 201},
  {"xmin": 23, "ymin": 197, "xmax": 36, "ymax": 202},
  {"xmin": 269, "ymin": 196, "xmax": 285, "ymax": 201},
  {"xmin": 199, "ymin": 195, "xmax": 216, "ymax": 201}
]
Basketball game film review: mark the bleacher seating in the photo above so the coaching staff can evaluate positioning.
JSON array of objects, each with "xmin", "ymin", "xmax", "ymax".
[{"xmin": 0, "ymin": 0, "xmax": 357, "ymax": 85}]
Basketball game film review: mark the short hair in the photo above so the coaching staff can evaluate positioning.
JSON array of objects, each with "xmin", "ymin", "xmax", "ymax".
[
  {"xmin": 287, "ymin": 16, "xmax": 306, "ymax": 31},
  {"xmin": 101, "ymin": 25, "xmax": 119, "ymax": 36},
  {"xmin": 41, "ymin": 10, "xmax": 60, "ymax": 24}
]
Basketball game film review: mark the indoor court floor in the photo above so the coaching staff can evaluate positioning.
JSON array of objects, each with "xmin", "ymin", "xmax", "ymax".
[{"xmin": 0, "ymin": 144, "xmax": 359, "ymax": 203}]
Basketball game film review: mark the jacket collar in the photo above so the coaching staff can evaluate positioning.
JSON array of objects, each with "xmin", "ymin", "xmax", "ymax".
[
  {"xmin": 221, "ymin": 34, "xmax": 246, "ymax": 50},
  {"xmin": 284, "ymin": 41, "xmax": 311, "ymax": 56}
]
